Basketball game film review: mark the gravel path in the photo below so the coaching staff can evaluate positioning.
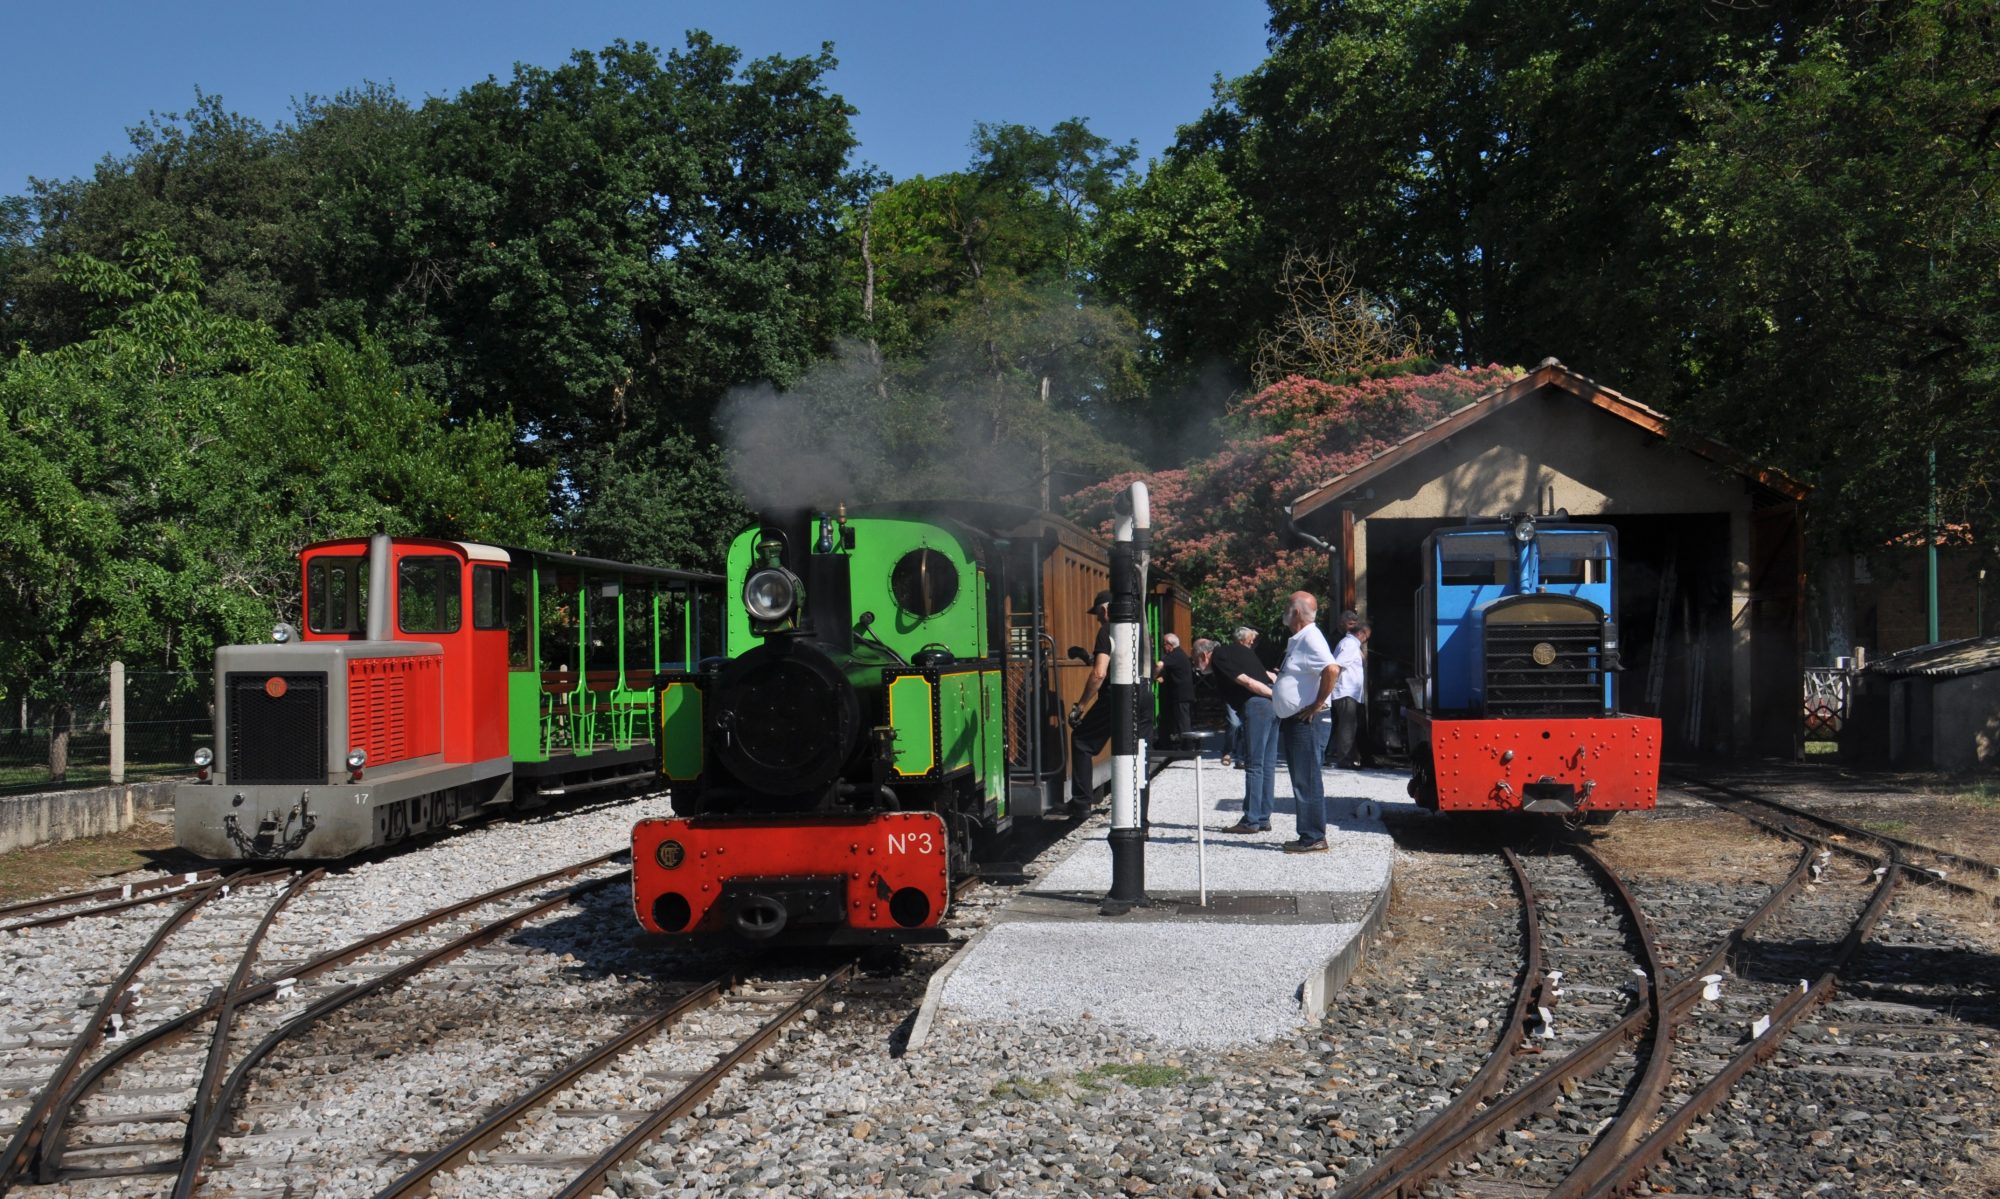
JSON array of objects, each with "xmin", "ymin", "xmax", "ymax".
[{"xmin": 2, "ymin": 784, "xmax": 1993, "ymax": 1199}]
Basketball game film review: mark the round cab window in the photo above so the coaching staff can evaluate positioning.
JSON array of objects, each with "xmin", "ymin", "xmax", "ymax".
[{"xmin": 891, "ymin": 548, "xmax": 958, "ymax": 618}]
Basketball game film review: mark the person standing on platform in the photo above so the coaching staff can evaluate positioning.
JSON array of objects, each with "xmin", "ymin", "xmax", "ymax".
[
  {"xmin": 1153, "ymin": 633, "xmax": 1194, "ymax": 747},
  {"xmin": 1328, "ymin": 619, "xmax": 1369, "ymax": 769},
  {"xmin": 1272, "ymin": 591, "xmax": 1337, "ymax": 853},
  {"xmin": 1210, "ymin": 629, "xmax": 1277, "ymax": 833},
  {"xmin": 1067, "ymin": 590, "xmax": 1115, "ymax": 812}
]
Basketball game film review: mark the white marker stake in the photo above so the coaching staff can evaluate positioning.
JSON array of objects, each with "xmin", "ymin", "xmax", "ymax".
[
  {"xmin": 1195, "ymin": 757, "xmax": 1207, "ymax": 908},
  {"xmin": 1750, "ymin": 1014, "xmax": 1772, "ymax": 1039}
]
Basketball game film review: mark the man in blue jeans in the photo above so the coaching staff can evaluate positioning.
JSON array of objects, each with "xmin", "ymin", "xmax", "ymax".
[{"xmin": 1271, "ymin": 591, "xmax": 1337, "ymax": 852}]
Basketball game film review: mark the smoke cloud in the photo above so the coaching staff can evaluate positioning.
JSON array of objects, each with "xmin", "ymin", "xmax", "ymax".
[{"xmin": 719, "ymin": 338, "xmax": 1134, "ymax": 514}]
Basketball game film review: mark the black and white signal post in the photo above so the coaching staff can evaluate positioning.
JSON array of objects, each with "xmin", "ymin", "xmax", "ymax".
[{"xmin": 1102, "ymin": 480, "xmax": 1151, "ymax": 915}]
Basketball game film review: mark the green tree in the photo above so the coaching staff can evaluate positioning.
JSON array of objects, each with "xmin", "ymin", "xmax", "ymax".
[
  {"xmin": 1667, "ymin": 1, "xmax": 2000, "ymax": 548},
  {"xmin": 815, "ymin": 120, "xmax": 1149, "ymax": 498},
  {"xmin": 1139, "ymin": 1, "xmax": 1821, "ymax": 387},
  {"xmin": 0, "ymin": 237, "xmax": 544, "ymax": 778}
]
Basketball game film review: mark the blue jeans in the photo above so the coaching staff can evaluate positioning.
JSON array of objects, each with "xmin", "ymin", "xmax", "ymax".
[
  {"xmin": 1282, "ymin": 709, "xmax": 1331, "ymax": 842},
  {"xmin": 1222, "ymin": 702, "xmax": 1244, "ymax": 762},
  {"xmin": 1239, "ymin": 697, "xmax": 1278, "ymax": 828}
]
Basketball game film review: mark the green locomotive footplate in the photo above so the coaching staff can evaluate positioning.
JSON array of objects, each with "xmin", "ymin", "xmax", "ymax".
[{"xmin": 884, "ymin": 660, "xmax": 1006, "ymax": 809}]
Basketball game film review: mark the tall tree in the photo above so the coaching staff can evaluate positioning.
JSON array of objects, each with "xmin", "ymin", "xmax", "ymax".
[
  {"xmin": 1136, "ymin": 0, "xmax": 1819, "ymax": 387},
  {"xmin": 0, "ymin": 237, "xmax": 544, "ymax": 778},
  {"xmin": 1667, "ymin": 1, "xmax": 2000, "ymax": 548}
]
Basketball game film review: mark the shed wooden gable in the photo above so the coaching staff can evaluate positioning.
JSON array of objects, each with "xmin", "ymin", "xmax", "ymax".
[{"xmin": 1289, "ymin": 360, "xmax": 1807, "ymax": 526}]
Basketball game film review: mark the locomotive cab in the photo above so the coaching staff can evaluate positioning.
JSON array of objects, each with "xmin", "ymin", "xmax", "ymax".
[{"xmin": 1406, "ymin": 515, "xmax": 1660, "ymax": 816}]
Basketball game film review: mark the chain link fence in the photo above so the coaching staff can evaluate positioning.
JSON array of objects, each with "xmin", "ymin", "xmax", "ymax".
[{"xmin": 0, "ymin": 670, "xmax": 209, "ymax": 796}]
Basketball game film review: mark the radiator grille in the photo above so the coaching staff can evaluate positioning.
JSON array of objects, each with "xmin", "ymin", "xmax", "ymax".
[
  {"xmin": 226, "ymin": 673, "xmax": 328, "ymax": 784},
  {"xmin": 1484, "ymin": 621, "xmax": 1604, "ymax": 717},
  {"xmin": 348, "ymin": 656, "xmax": 442, "ymax": 768}
]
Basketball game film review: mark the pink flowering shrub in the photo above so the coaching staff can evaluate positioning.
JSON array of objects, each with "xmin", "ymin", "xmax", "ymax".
[{"xmin": 1068, "ymin": 359, "xmax": 1520, "ymax": 632}]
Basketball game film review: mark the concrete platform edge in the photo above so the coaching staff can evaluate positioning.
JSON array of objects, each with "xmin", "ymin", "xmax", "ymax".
[
  {"xmin": 1300, "ymin": 868, "xmax": 1393, "ymax": 1024},
  {"xmin": 907, "ymin": 923, "xmax": 995, "ymax": 1053},
  {"xmin": 0, "ymin": 780, "xmax": 180, "ymax": 855}
]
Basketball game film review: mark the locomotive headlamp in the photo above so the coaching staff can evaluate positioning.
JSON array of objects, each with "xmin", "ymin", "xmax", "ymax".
[
  {"xmin": 1510, "ymin": 515, "xmax": 1537, "ymax": 543},
  {"xmin": 743, "ymin": 567, "xmax": 801, "ymax": 623},
  {"xmin": 346, "ymin": 749, "xmax": 368, "ymax": 771},
  {"xmin": 271, "ymin": 622, "xmax": 296, "ymax": 644},
  {"xmin": 193, "ymin": 747, "xmax": 214, "ymax": 768}
]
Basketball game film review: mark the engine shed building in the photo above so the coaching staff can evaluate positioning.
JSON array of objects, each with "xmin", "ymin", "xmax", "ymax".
[{"xmin": 1287, "ymin": 359, "xmax": 1809, "ymax": 759}]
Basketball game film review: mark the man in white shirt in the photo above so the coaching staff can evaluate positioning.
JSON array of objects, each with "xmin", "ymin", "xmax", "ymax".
[
  {"xmin": 1271, "ymin": 591, "xmax": 1337, "ymax": 852},
  {"xmin": 1327, "ymin": 620, "xmax": 1370, "ymax": 769}
]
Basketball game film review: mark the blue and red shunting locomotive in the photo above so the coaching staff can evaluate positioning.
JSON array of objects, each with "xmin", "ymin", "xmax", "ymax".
[{"xmin": 1405, "ymin": 514, "xmax": 1660, "ymax": 817}]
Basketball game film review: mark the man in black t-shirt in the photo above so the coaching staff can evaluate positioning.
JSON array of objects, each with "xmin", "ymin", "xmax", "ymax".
[
  {"xmin": 1068, "ymin": 591, "xmax": 1116, "ymax": 808},
  {"xmin": 1209, "ymin": 627, "xmax": 1279, "ymax": 833},
  {"xmin": 1153, "ymin": 633, "xmax": 1194, "ymax": 746}
]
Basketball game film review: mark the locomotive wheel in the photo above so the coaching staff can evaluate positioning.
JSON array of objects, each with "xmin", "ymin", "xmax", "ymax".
[{"xmin": 1407, "ymin": 743, "xmax": 1439, "ymax": 810}]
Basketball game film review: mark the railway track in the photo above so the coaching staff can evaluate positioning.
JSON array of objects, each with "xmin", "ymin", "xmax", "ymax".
[
  {"xmin": 8, "ymin": 851, "xmax": 628, "ymax": 1192},
  {"xmin": 0, "ymin": 870, "xmax": 235, "ymax": 934},
  {"xmin": 1340, "ymin": 815, "xmax": 1902, "ymax": 1198},
  {"xmin": 1669, "ymin": 771, "xmax": 2000, "ymax": 907}
]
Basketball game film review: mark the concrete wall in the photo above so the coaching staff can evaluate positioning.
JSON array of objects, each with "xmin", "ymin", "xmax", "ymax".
[
  {"xmin": 1345, "ymin": 389, "xmax": 1761, "ymax": 749},
  {"xmin": 0, "ymin": 780, "xmax": 180, "ymax": 855}
]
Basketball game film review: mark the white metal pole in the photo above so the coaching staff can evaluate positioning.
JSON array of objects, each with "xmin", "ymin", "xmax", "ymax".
[{"xmin": 1195, "ymin": 754, "xmax": 1207, "ymax": 907}]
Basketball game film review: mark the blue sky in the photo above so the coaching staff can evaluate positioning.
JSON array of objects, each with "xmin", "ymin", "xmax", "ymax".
[{"xmin": 1, "ymin": 1, "xmax": 1273, "ymax": 197}]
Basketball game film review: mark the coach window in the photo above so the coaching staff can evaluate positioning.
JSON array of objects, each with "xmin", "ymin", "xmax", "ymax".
[
  {"xmin": 507, "ymin": 569, "xmax": 534, "ymax": 668},
  {"xmin": 541, "ymin": 570, "xmax": 579, "ymax": 671},
  {"xmin": 586, "ymin": 576, "xmax": 621, "ymax": 673},
  {"xmin": 398, "ymin": 556, "xmax": 463, "ymax": 634},
  {"xmin": 623, "ymin": 582, "xmax": 656, "ymax": 674},
  {"xmin": 307, "ymin": 557, "xmax": 366, "ymax": 634}
]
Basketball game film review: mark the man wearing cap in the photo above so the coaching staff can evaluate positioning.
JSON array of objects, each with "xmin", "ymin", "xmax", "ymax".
[{"xmin": 1067, "ymin": 590, "xmax": 1117, "ymax": 810}]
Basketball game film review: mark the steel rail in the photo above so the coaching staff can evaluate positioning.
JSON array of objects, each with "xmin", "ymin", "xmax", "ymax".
[
  {"xmin": 180, "ymin": 869, "xmax": 322, "ymax": 1166},
  {"xmin": 171, "ymin": 869, "xmax": 630, "ymax": 1198},
  {"xmin": 552, "ymin": 962, "xmax": 860, "ymax": 1199},
  {"xmin": 371, "ymin": 973, "xmax": 738, "ymax": 1197},
  {"xmin": 1670, "ymin": 771, "xmax": 2000, "ymax": 904},
  {"xmin": 35, "ymin": 849, "xmax": 625, "ymax": 1182},
  {"xmin": 0, "ymin": 874, "xmax": 234, "ymax": 1195},
  {"xmin": 1568, "ymin": 848, "xmax": 1904, "ymax": 1198},
  {"xmin": 1332, "ymin": 848, "xmax": 1545, "ymax": 1198},
  {"xmin": 0, "ymin": 867, "xmax": 289, "ymax": 934},
  {"xmin": 1338, "ymin": 843, "xmax": 1690, "ymax": 1199},
  {"xmin": 0, "ymin": 869, "xmax": 227, "ymax": 921},
  {"xmin": 1545, "ymin": 845, "xmax": 1673, "ymax": 1199}
]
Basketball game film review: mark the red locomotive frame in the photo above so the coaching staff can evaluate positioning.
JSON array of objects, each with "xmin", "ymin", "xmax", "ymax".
[
  {"xmin": 632, "ymin": 811, "xmax": 951, "ymax": 943},
  {"xmin": 1407, "ymin": 712, "xmax": 1661, "ymax": 812}
]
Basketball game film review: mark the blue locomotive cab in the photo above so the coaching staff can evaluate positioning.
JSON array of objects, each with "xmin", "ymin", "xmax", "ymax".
[{"xmin": 1425, "ymin": 519, "xmax": 1617, "ymax": 714}]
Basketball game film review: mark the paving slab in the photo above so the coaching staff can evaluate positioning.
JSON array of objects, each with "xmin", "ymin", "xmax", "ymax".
[{"xmin": 914, "ymin": 758, "xmax": 1410, "ymax": 1049}]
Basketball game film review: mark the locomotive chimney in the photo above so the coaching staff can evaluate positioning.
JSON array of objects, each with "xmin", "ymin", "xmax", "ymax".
[{"xmin": 365, "ymin": 532, "xmax": 392, "ymax": 641}]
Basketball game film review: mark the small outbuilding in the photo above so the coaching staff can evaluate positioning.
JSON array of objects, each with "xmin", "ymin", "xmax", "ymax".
[
  {"xmin": 1842, "ymin": 636, "xmax": 2000, "ymax": 774},
  {"xmin": 1287, "ymin": 359, "xmax": 1809, "ymax": 759}
]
